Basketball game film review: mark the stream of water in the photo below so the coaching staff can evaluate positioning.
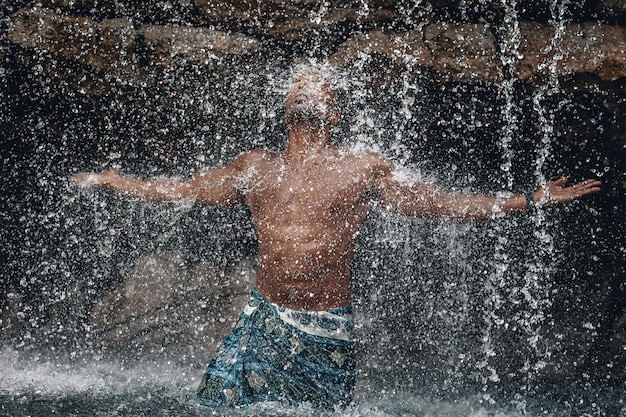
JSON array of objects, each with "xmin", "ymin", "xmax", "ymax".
[{"xmin": 1, "ymin": 1, "xmax": 623, "ymax": 416}]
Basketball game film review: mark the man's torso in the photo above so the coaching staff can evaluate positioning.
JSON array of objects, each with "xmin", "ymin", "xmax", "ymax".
[{"xmin": 238, "ymin": 148, "xmax": 385, "ymax": 310}]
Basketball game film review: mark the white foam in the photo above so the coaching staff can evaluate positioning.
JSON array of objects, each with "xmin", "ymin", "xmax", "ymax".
[{"xmin": 0, "ymin": 348, "xmax": 197, "ymax": 397}]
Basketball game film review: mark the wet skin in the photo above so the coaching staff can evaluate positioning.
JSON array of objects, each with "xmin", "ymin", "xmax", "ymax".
[
  {"xmin": 243, "ymin": 148, "xmax": 382, "ymax": 310},
  {"xmin": 70, "ymin": 72, "xmax": 602, "ymax": 311}
]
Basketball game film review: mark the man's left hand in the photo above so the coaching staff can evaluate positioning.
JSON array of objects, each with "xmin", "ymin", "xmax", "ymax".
[{"xmin": 536, "ymin": 177, "xmax": 602, "ymax": 206}]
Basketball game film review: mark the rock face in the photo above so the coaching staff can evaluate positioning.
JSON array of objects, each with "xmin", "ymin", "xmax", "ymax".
[
  {"xmin": 6, "ymin": 8, "xmax": 137, "ymax": 82},
  {"xmin": 3, "ymin": 4, "xmax": 625, "ymax": 92},
  {"xmin": 515, "ymin": 22, "xmax": 626, "ymax": 82},
  {"xmin": 91, "ymin": 252, "xmax": 255, "ymax": 357},
  {"xmin": 328, "ymin": 24, "xmax": 503, "ymax": 83},
  {"xmin": 329, "ymin": 23, "xmax": 626, "ymax": 83},
  {"xmin": 5, "ymin": 7, "xmax": 264, "ymax": 90}
]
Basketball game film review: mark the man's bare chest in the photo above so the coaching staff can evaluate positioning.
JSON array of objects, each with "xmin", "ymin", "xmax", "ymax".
[{"xmin": 246, "ymin": 160, "xmax": 371, "ymax": 215}]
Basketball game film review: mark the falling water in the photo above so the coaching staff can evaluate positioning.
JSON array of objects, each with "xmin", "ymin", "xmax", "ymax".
[
  {"xmin": 475, "ymin": 0, "xmax": 523, "ymax": 399},
  {"xmin": 1, "ymin": 1, "xmax": 624, "ymax": 416}
]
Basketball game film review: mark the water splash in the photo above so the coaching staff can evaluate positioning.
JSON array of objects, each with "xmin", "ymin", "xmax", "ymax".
[{"xmin": 1, "ymin": 3, "xmax": 621, "ymax": 415}]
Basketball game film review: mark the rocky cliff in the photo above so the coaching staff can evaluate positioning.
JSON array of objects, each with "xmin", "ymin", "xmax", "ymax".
[{"xmin": 3, "ymin": 3, "xmax": 626, "ymax": 92}]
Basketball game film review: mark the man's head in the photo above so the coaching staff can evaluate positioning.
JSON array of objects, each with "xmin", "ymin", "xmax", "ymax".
[{"xmin": 284, "ymin": 71, "xmax": 341, "ymax": 128}]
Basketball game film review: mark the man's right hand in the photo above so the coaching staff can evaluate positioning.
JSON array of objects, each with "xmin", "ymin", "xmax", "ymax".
[{"xmin": 69, "ymin": 168, "xmax": 120, "ymax": 188}]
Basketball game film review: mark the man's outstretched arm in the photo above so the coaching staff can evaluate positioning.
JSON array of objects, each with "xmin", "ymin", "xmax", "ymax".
[
  {"xmin": 69, "ymin": 154, "xmax": 251, "ymax": 206},
  {"xmin": 373, "ymin": 159, "xmax": 601, "ymax": 220}
]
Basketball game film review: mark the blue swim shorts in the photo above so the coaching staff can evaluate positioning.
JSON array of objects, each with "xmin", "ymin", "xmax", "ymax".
[{"xmin": 196, "ymin": 289, "xmax": 355, "ymax": 409}]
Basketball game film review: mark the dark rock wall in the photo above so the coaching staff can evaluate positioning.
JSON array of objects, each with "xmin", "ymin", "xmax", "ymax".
[
  {"xmin": 0, "ymin": 0, "xmax": 624, "ymax": 395},
  {"xmin": 3, "ymin": 5, "xmax": 626, "ymax": 89}
]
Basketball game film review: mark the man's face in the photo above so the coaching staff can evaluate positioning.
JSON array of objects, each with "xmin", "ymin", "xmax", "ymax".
[{"xmin": 285, "ymin": 71, "xmax": 340, "ymax": 127}]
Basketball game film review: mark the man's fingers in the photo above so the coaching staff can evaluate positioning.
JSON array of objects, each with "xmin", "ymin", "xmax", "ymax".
[
  {"xmin": 583, "ymin": 179, "xmax": 602, "ymax": 188},
  {"xmin": 572, "ymin": 179, "xmax": 602, "ymax": 190},
  {"xmin": 544, "ymin": 178, "xmax": 601, "ymax": 203},
  {"xmin": 69, "ymin": 173, "xmax": 87, "ymax": 182},
  {"xmin": 579, "ymin": 185, "xmax": 601, "ymax": 195},
  {"xmin": 552, "ymin": 176, "xmax": 569, "ymax": 187},
  {"xmin": 565, "ymin": 179, "xmax": 602, "ymax": 200},
  {"xmin": 70, "ymin": 168, "xmax": 120, "ymax": 186},
  {"xmin": 69, "ymin": 172, "xmax": 101, "ymax": 186}
]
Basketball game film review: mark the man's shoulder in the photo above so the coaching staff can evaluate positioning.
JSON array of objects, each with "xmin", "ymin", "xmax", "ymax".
[
  {"xmin": 343, "ymin": 149, "xmax": 393, "ymax": 172},
  {"xmin": 233, "ymin": 149, "xmax": 277, "ymax": 167}
]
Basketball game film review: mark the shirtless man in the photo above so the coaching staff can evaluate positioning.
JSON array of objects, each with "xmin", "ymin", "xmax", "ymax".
[{"xmin": 71, "ymin": 71, "xmax": 601, "ymax": 409}]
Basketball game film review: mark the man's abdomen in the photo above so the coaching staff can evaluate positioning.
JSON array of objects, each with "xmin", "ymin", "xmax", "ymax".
[{"xmin": 255, "ymin": 243, "xmax": 353, "ymax": 310}]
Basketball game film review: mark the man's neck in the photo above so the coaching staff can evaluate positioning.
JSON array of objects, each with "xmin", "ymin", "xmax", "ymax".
[{"xmin": 285, "ymin": 123, "xmax": 334, "ymax": 162}]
